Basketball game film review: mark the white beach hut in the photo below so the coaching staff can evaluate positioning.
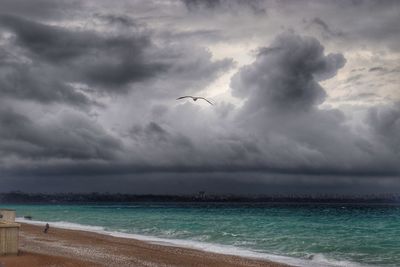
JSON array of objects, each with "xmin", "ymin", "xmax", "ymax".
[{"xmin": 0, "ymin": 209, "xmax": 20, "ymax": 255}]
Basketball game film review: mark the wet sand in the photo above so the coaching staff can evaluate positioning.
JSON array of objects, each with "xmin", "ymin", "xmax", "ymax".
[{"xmin": 0, "ymin": 223, "xmax": 291, "ymax": 267}]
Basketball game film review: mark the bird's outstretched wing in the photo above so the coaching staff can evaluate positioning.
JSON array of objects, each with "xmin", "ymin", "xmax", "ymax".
[
  {"xmin": 176, "ymin": 96, "xmax": 214, "ymax": 105},
  {"xmin": 176, "ymin": 96, "xmax": 194, "ymax": 100},
  {"xmin": 198, "ymin": 97, "xmax": 214, "ymax": 105}
]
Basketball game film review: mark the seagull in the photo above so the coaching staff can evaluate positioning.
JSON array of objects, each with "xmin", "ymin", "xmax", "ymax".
[{"xmin": 176, "ymin": 96, "xmax": 214, "ymax": 105}]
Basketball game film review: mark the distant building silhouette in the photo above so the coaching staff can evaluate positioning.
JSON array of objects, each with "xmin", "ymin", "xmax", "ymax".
[{"xmin": 197, "ymin": 191, "xmax": 206, "ymax": 200}]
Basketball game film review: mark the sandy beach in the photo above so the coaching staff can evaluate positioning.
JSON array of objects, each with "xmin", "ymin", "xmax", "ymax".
[{"xmin": 0, "ymin": 223, "xmax": 291, "ymax": 267}]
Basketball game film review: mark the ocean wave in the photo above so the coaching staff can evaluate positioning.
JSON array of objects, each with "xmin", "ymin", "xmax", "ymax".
[{"xmin": 16, "ymin": 217, "xmax": 374, "ymax": 267}]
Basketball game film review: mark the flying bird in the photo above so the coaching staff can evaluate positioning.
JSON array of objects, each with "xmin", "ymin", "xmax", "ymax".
[{"xmin": 176, "ymin": 96, "xmax": 214, "ymax": 105}]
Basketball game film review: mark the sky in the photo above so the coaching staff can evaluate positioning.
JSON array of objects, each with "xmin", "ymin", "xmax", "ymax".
[{"xmin": 0, "ymin": 0, "xmax": 399, "ymax": 194}]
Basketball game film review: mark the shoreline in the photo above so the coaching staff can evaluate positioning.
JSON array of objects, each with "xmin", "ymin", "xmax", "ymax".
[
  {"xmin": 15, "ymin": 218, "xmax": 307, "ymax": 266},
  {"xmin": 0, "ymin": 222, "xmax": 292, "ymax": 267}
]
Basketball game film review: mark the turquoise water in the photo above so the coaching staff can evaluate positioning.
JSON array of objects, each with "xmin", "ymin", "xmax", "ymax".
[{"xmin": 1, "ymin": 203, "xmax": 399, "ymax": 267}]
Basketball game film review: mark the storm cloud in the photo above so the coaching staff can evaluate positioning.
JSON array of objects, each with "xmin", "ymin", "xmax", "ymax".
[
  {"xmin": 0, "ymin": 13, "xmax": 232, "ymax": 104},
  {"xmin": 0, "ymin": 105, "xmax": 122, "ymax": 161},
  {"xmin": 0, "ymin": 0, "xmax": 399, "ymax": 194},
  {"xmin": 231, "ymin": 33, "xmax": 346, "ymax": 113},
  {"xmin": 0, "ymin": 14, "xmax": 165, "ymax": 92}
]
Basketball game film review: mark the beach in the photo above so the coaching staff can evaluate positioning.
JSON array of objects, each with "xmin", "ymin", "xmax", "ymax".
[{"xmin": 0, "ymin": 223, "xmax": 290, "ymax": 267}]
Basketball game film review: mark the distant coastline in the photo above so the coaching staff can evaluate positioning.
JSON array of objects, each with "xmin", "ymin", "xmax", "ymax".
[{"xmin": 1, "ymin": 191, "xmax": 400, "ymax": 204}]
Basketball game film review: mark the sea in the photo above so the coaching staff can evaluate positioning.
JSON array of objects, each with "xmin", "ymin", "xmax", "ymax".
[{"xmin": 1, "ymin": 202, "xmax": 399, "ymax": 267}]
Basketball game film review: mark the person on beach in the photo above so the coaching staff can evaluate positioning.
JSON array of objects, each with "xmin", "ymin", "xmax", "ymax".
[{"xmin": 44, "ymin": 223, "xmax": 50, "ymax": 233}]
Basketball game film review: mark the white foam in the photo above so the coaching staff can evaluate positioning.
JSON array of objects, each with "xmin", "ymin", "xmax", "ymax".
[{"xmin": 16, "ymin": 218, "xmax": 375, "ymax": 267}]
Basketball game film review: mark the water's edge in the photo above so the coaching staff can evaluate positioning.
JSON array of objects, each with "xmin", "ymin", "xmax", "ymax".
[{"xmin": 16, "ymin": 218, "xmax": 370, "ymax": 267}]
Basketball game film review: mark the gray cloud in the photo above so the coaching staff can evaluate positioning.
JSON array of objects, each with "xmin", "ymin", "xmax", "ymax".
[
  {"xmin": 369, "ymin": 67, "xmax": 387, "ymax": 72},
  {"xmin": 226, "ymin": 33, "xmax": 400, "ymax": 177},
  {"xmin": 1, "ymin": 29, "xmax": 399, "ymax": 188},
  {"xmin": 0, "ymin": 0, "xmax": 399, "ymax": 194},
  {"xmin": 94, "ymin": 13, "xmax": 138, "ymax": 28},
  {"xmin": 367, "ymin": 103, "xmax": 400, "ymax": 154},
  {"xmin": 129, "ymin": 122, "xmax": 194, "ymax": 152},
  {"xmin": 231, "ymin": 33, "xmax": 345, "ymax": 113},
  {"xmin": 183, "ymin": 0, "xmax": 266, "ymax": 15},
  {"xmin": 0, "ymin": 105, "xmax": 122, "ymax": 161},
  {"xmin": 0, "ymin": 13, "xmax": 232, "ymax": 107},
  {"xmin": 0, "ymin": 14, "xmax": 166, "ymax": 90},
  {"xmin": 307, "ymin": 17, "xmax": 345, "ymax": 39},
  {"xmin": 0, "ymin": 54, "xmax": 92, "ymax": 107},
  {"xmin": 0, "ymin": 0, "xmax": 79, "ymax": 20}
]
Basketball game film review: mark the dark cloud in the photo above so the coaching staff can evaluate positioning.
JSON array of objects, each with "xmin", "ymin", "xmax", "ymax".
[
  {"xmin": 0, "ymin": 13, "xmax": 232, "ymax": 108},
  {"xmin": 0, "ymin": 106, "xmax": 122, "ymax": 161},
  {"xmin": 336, "ymin": 0, "xmax": 400, "ymax": 51},
  {"xmin": 308, "ymin": 17, "xmax": 344, "ymax": 39},
  {"xmin": 94, "ymin": 13, "xmax": 138, "ymax": 28},
  {"xmin": 310, "ymin": 18, "xmax": 330, "ymax": 33},
  {"xmin": 0, "ymin": 14, "xmax": 167, "ymax": 90},
  {"xmin": 160, "ymin": 47, "xmax": 233, "ymax": 95},
  {"xmin": 1, "ymin": 28, "xmax": 398, "ymax": 190},
  {"xmin": 0, "ymin": 1, "xmax": 399, "ymax": 194},
  {"xmin": 130, "ymin": 122, "xmax": 191, "ymax": 147},
  {"xmin": 158, "ymin": 29, "xmax": 225, "ymax": 44},
  {"xmin": 367, "ymin": 103, "xmax": 400, "ymax": 154},
  {"xmin": 0, "ymin": 55, "xmax": 92, "ymax": 107},
  {"xmin": 231, "ymin": 33, "xmax": 345, "ymax": 113},
  {"xmin": 0, "ymin": 0, "xmax": 78, "ymax": 20},
  {"xmin": 184, "ymin": 0, "xmax": 222, "ymax": 10},
  {"xmin": 227, "ymin": 33, "xmax": 400, "ymax": 177},
  {"xmin": 269, "ymin": 0, "xmax": 400, "ymax": 52},
  {"xmin": 183, "ymin": 0, "xmax": 266, "ymax": 15},
  {"xmin": 0, "ymin": 14, "xmax": 97, "ymax": 63}
]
